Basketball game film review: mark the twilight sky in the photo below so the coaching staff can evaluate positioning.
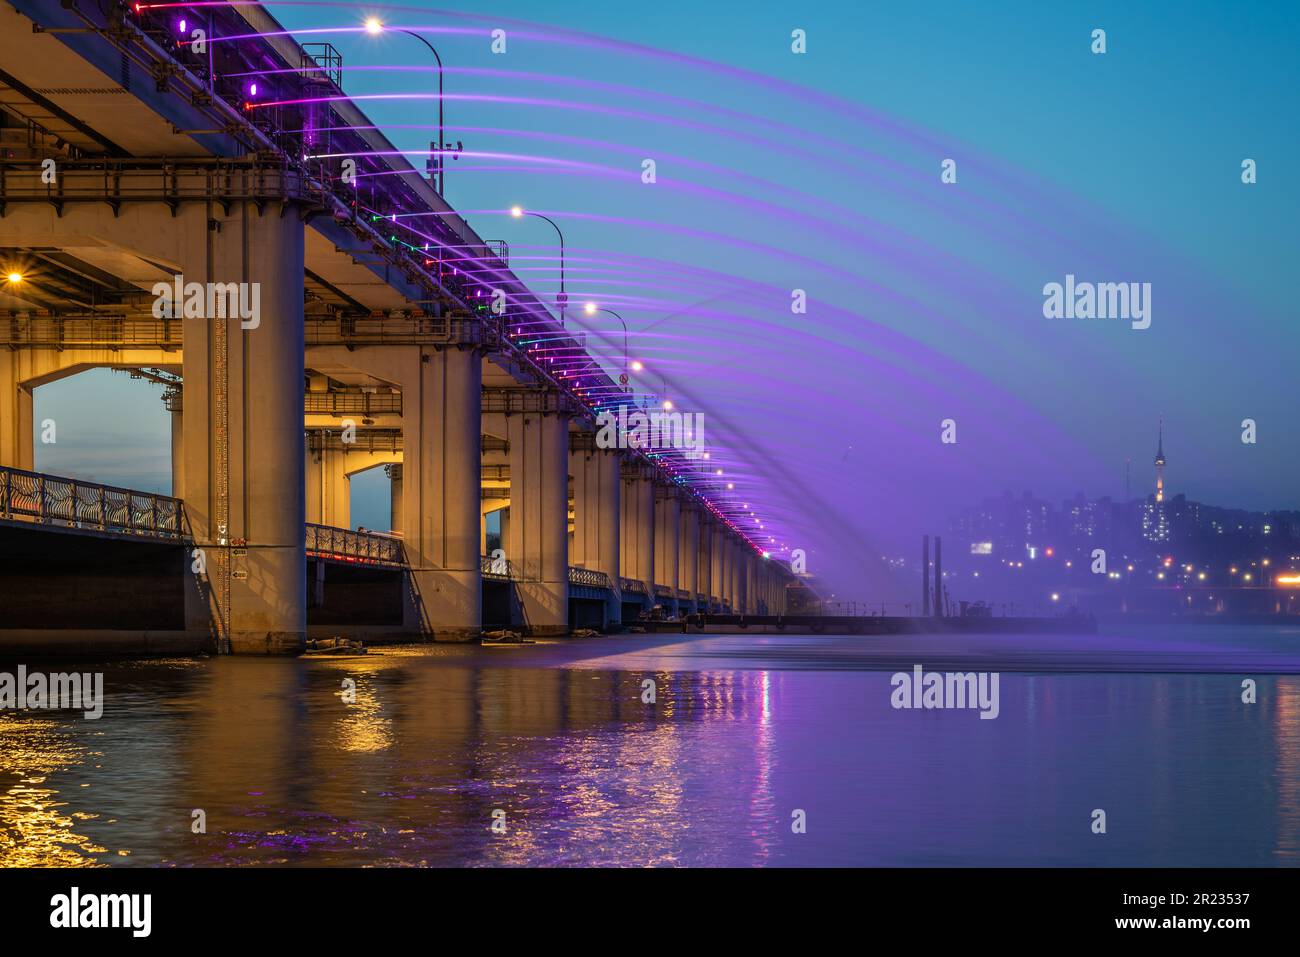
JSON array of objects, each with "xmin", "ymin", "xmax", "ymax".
[{"xmin": 36, "ymin": 1, "xmax": 1299, "ymax": 601}]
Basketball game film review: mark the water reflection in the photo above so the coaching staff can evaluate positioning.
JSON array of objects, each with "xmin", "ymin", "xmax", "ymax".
[{"xmin": 1, "ymin": 635, "xmax": 1298, "ymax": 867}]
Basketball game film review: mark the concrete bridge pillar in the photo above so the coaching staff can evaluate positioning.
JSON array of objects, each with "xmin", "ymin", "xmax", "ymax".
[
  {"xmin": 698, "ymin": 518, "xmax": 715, "ymax": 611},
  {"xmin": 679, "ymin": 504, "xmax": 701, "ymax": 613},
  {"xmin": 386, "ymin": 463, "xmax": 402, "ymax": 535},
  {"xmin": 728, "ymin": 535, "xmax": 738, "ymax": 608},
  {"xmin": 177, "ymin": 203, "xmax": 306, "ymax": 654},
  {"xmin": 0, "ymin": 353, "xmax": 34, "ymax": 471},
  {"xmin": 654, "ymin": 486, "xmax": 681, "ymax": 617},
  {"xmin": 166, "ymin": 391, "xmax": 184, "ymax": 499},
  {"xmin": 404, "ymin": 347, "xmax": 483, "ymax": 640},
  {"xmin": 569, "ymin": 439, "xmax": 622, "ymax": 629},
  {"xmin": 621, "ymin": 464, "xmax": 656, "ymax": 606},
  {"xmin": 743, "ymin": 549, "xmax": 756, "ymax": 615},
  {"xmin": 710, "ymin": 524, "xmax": 726, "ymax": 611},
  {"xmin": 505, "ymin": 409, "xmax": 570, "ymax": 636},
  {"xmin": 304, "ymin": 440, "xmax": 351, "ymax": 529}
]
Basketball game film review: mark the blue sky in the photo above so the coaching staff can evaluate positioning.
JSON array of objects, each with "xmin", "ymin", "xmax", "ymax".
[{"xmin": 37, "ymin": 1, "xmax": 1300, "ymax": 598}]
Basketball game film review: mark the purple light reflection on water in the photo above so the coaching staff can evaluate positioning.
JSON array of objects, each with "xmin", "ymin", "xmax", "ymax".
[{"xmin": 3, "ymin": 629, "xmax": 1298, "ymax": 867}]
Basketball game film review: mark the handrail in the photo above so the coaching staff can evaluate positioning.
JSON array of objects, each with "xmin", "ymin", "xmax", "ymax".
[
  {"xmin": 0, "ymin": 465, "xmax": 186, "ymax": 538},
  {"xmin": 568, "ymin": 566, "xmax": 611, "ymax": 590},
  {"xmin": 306, "ymin": 523, "xmax": 405, "ymax": 566},
  {"xmin": 481, "ymin": 554, "xmax": 515, "ymax": 580}
]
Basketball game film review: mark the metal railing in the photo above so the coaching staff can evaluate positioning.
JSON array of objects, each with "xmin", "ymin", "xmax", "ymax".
[
  {"xmin": 568, "ymin": 566, "xmax": 612, "ymax": 590},
  {"xmin": 620, "ymin": 577, "xmax": 648, "ymax": 595},
  {"xmin": 481, "ymin": 554, "xmax": 516, "ymax": 580},
  {"xmin": 0, "ymin": 465, "xmax": 186, "ymax": 538},
  {"xmin": 303, "ymin": 391, "xmax": 402, "ymax": 416},
  {"xmin": 0, "ymin": 314, "xmax": 183, "ymax": 349},
  {"xmin": 306, "ymin": 523, "xmax": 405, "ymax": 566}
]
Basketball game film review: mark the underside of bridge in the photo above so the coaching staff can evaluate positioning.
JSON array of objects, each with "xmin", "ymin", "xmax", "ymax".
[{"xmin": 0, "ymin": 0, "xmax": 792, "ymax": 653}]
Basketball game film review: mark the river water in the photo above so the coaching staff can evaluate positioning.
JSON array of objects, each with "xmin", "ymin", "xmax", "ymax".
[{"xmin": 3, "ymin": 626, "xmax": 1299, "ymax": 866}]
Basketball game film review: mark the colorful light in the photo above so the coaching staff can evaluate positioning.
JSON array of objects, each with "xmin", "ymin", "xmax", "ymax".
[{"xmin": 365, "ymin": 17, "xmax": 383, "ymax": 34}]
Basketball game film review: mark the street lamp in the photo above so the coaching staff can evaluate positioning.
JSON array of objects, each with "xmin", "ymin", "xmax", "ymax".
[
  {"xmin": 511, "ymin": 205, "xmax": 566, "ymax": 327},
  {"xmin": 583, "ymin": 301, "xmax": 629, "ymax": 391},
  {"xmin": 364, "ymin": 19, "xmax": 460, "ymax": 196}
]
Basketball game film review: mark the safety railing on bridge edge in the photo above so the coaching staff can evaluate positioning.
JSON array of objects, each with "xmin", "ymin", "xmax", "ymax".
[
  {"xmin": 481, "ymin": 554, "xmax": 516, "ymax": 581},
  {"xmin": 0, "ymin": 465, "xmax": 187, "ymax": 539},
  {"xmin": 620, "ymin": 577, "xmax": 649, "ymax": 596},
  {"xmin": 306, "ymin": 523, "xmax": 405, "ymax": 567},
  {"xmin": 568, "ymin": 566, "xmax": 612, "ymax": 590}
]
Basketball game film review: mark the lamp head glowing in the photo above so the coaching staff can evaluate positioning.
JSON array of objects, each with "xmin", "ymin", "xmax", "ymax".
[
  {"xmin": 662, "ymin": 399, "xmax": 673, "ymax": 410},
  {"xmin": 365, "ymin": 17, "xmax": 383, "ymax": 34},
  {"xmin": 510, "ymin": 205, "xmax": 523, "ymax": 218},
  {"xmin": 5, "ymin": 272, "xmax": 22, "ymax": 284},
  {"xmin": 630, "ymin": 360, "xmax": 643, "ymax": 372},
  {"xmin": 584, "ymin": 301, "xmax": 597, "ymax": 315}
]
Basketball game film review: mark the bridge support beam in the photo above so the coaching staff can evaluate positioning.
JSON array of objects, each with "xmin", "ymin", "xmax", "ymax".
[
  {"xmin": 723, "ymin": 535, "xmax": 737, "ymax": 613},
  {"xmin": 505, "ymin": 410, "xmax": 570, "ymax": 636},
  {"xmin": 709, "ymin": 523, "xmax": 725, "ymax": 612},
  {"xmin": 305, "ymin": 442, "xmax": 352, "ymax": 529},
  {"xmin": 748, "ymin": 546, "xmax": 759, "ymax": 613},
  {"xmin": 177, "ymin": 203, "xmax": 307, "ymax": 654},
  {"xmin": 406, "ymin": 348, "xmax": 483, "ymax": 640},
  {"xmin": 679, "ymin": 504, "xmax": 701, "ymax": 614},
  {"xmin": 622, "ymin": 465, "xmax": 656, "ymax": 608},
  {"xmin": 570, "ymin": 441, "xmax": 622, "ymax": 630},
  {"xmin": 386, "ymin": 464, "xmax": 403, "ymax": 535},
  {"xmin": 0, "ymin": 354, "xmax": 36, "ymax": 471},
  {"xmin": 654, "ymin": 486, "xmax": 681, "ymax": 617}
]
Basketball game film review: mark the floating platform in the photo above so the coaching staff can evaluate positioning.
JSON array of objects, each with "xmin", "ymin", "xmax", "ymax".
[{"xmin": 637, "ymin": 614, "xmax": 1098, "ymax": 636}]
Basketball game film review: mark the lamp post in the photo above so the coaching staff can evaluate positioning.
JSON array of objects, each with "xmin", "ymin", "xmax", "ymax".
[
  {"xmin": 365, "ymin": 19, "xmax": 460, "ymax": 196},
  {"xmin": 511, "ymin": 206, "xmax": 566, "ymax": 328},
  {"xmin": 583, "ymin": 302, "xmax": 629, "ymax": 392}
]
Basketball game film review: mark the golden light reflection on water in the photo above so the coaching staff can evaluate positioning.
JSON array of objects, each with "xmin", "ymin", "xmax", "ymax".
[{"xmin": 0, "ymin": 715, "xmax": 108, "ymax": 867}]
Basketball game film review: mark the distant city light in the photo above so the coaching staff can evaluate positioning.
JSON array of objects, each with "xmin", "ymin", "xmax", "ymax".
[{"xmin": 1278, "ymin": 574, "xmax": 1300, "ymax": 587}]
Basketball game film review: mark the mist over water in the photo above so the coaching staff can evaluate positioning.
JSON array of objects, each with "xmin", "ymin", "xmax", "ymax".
[{"xmin": 4, "ymin": 630, "xmax": 1298, "ymax": 867}]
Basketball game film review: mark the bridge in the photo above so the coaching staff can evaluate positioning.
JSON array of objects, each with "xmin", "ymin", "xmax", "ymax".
[{"xmin": 0, "ymin": 0, "xmax": 794, "ymax": 653}]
